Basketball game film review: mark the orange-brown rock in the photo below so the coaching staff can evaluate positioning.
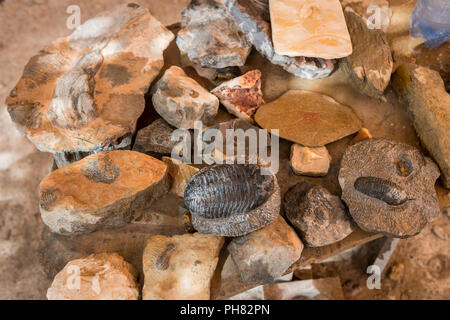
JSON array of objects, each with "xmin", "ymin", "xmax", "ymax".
[
  {"xmin": 142, "ymin": 233, "xmax": 224, "ymax": 300},
  {"xmin": 162, "ymin": 157, "xmax": 199, "ymax": 198},
  {"xmin": 47, "ymin": 253, "xmax": 139, "ymax": 300},
  {"xmin": 349, "ymin": 128, "xmax": 373, "ymax": 145},
  {"xmin": 39, "ymin": 150, "xmax": 169, "ymax": 235}
]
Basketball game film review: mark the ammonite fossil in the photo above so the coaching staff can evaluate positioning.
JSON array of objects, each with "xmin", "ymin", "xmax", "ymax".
[{"xmin": 184, "ymin": 164, "xmax": 280, "ymax": 236}]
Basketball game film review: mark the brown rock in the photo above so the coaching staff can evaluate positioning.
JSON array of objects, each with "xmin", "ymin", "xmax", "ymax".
[
  {"xmin": 6, "ymin": 4, "xmax": 174, "ymax": 162},
  {"xmin": 290, "ymin": 144, "xmax": 331, "ymax": 177},
  {"xmin": 47, "ymin": 253, "xmax": 139, "ymax": 300},
  {"xmin": 39, "ymin": 150, "xmax": 169, "ymax": 235},
  {"xmin": 152, "ymin": 66, "xmax": 219, "ymax": 129},
  {"xmin": 341, "ymin": 9, "xmax": 393, "ymax": 99},
  {"xmin": 255, "ymin": 90, "xmax": 362, "ymax": 146},
  {"xmin": 162, "ymin": 156, "xmax": 199, "ymax": 197},
  {"xmin": 227, "ymin": 215, "xmax": 303, "ymax": 284},
  {"xmin": 349, "ymin": 128, "xmax": 373, "ymax": 145},
  {"xmin": 133, "ymin": 119, "xmax": 177, "ymax": 155},
  {"xmin": 284, "ymin": 182, "xmax": 354, "ymax": 247},
  {"xmin": 388, "ymin": 262, "xmax": 405, "ymax": 281},
  {"xmin": 392, "ymin": 64, "xmax": 450, "ymax": 189},
  {"xmin": 142, "ymin": 233, "xmax": 224, "ymax": 300},
  {"xmin": 211, "ymin": 70, "xmax": 265, "ymax": 123}
]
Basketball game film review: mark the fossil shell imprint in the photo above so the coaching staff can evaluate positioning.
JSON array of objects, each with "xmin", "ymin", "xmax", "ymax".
[{"xmin": 184, "ymin": 164, "xmax": 280, "ymax": 236}]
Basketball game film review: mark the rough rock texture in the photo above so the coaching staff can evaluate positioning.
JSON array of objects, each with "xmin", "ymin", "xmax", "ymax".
[
  {"xmin": 224, "ymin": 0, "xmax": 335, "ymax": 79},
  {"xmin": 392, "ymin": 64, "xmax": 450, "ymax": 189},
  {"xmin": 284, "ymin": 182, "xmax": 354, "ymax": 247},
  {"xmin": 184, "ymin": 165, "xmax": 280, "ymax": 236},
  {"xmin": 152, "ymin": 66, "xmax": 219, "ymax": 129},
  {"xmin": 39, "ymin": 151, "xmax": 169, "ymax": 235},
  {"xmin": 290, "ymin": 144, "xmax": 331, "ymax": 177},
  {"xmin": 162, "ymin": 156, "xmax": 199, "ymax": 197},
  {"xmin": 176, "ymin": 0, "xmax": 251, "ymax": 68},
  {"xmin": 142, "ymin": 233, "xmax": 224, "ymax": 300},
  {"xmin": 349, "ymin": 128, "xmax": 373, "ymax": 145},
  {"xmin": 47, "ymin": 253, "xmax": 139, "ymax": 300},
  {"xmin": 255, "ymin": 90, "xmax": 362, "ymax": 146},
  {"xmin": 228, "ymin": 215, "xmax": 303, "ymax": 284},
  {"xmin": 211, "ymin": 70, "xmax": 264, "ymax": 123},
  {"xmin": 269, "ymin": 0, "xmax": 352, "ymax": 59},
  {"xmin": 339, "ymin": 138, "xmax": 441, "ymax": 237},
  {"xmin": 341, "ymin": 9, "xmax": 393, "ymax": 99},
  {"xmin": 133, "ymin": 119, "xmax": 177, "ymax": 155},
  {"xmin": 6, "ymin": 4, "xmax": 174, "ymax": 157}
]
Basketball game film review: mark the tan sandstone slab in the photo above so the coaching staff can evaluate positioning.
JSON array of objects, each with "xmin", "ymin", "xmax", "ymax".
[
  {"xmin": 39, "ymin": 150, "xmax": 169, "ymax": 235},
  {"xmin": 269, "ymin": 0, "xmax": 352, "ymax": 59}
]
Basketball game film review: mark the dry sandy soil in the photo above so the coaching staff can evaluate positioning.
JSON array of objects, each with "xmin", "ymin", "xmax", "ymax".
[{"xmin": 0, "ymin": 0, "xmax": 448, "ymax": 299}]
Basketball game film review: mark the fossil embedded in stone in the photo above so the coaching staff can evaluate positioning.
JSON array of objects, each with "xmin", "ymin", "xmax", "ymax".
[{"xmin": 184, "ymin": 164, "xmax": 280, "ymax": 236}]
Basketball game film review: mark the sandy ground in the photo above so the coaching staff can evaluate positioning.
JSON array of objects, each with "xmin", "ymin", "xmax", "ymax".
[{"xmin": 0, "ymin": 0, "xmax": 448, "ymax": 300}]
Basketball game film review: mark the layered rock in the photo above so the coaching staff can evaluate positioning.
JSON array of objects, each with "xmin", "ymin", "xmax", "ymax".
[
  {"xmin": 47, "ymin": 253, "xmax": 139, "ymax": 300},
  {"xmin": 162, "ymin": 157, "xmax": 199, "ymax": 197},
  {"xmin": 290, "ymin": 144, "xmax": 331, "ymax": 176},
  {"xmin": 6, "ymin": 4, "xmax": 174, "ymax": 167},
  {"xmin": 142, "ymin": 233, "xmax": 224, "ymax": 300},
  {"xmin": 176, "ymin": 0, "xmax": 252, "ymax": 69},
  {"xmin": 392, "ymin": 64, "xmax": 450, "ymax": 189},
  {"xmin": 133, "ymin": 119, "xmax": 177, "ymax": 155},
  {"xmin": 224, "ymin": 0, "xmax": 335, "ymax": 79},
  {"xmin": 39, "ymin": 151, "xmax": 169, "ymax": 235},
  {"xmin": 341, "ymin": 9, "xmax": 393, "ymax": 99},
  {"xmin": 152, "ymin": 66, "xmax": 219, "ymax": 129},
  {"xmin": 255, "ymin": 90, "xmax": 362, "ymax": 146}
]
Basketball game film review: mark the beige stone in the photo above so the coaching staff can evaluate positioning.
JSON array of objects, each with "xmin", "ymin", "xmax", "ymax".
[
  {"xmin": 349, "ymin": 128, "xmax": 373, "ymax": 145},
  {"xmin": 269, "ymin": 0, "xmax": 352, "ymax": 59},
  {"xmin": 47, "ymin": 253, "xmax": 139, "ymax": 300},
  {"xmin": 290, "ymin": 144, "xmax": 331, "ymax": 177},
  {"xmin": 142, "ymin": 233, "xmax": 224, "ymax": 300},
  {"xmin": 162, "ymin": 157, "xmax": 199, "ymax": 197}
]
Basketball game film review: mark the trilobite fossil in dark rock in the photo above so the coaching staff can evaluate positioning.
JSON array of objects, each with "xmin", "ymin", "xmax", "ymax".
[{"xmin": 184, "ymin": 164, "xmax": 280, "ymax": 236}]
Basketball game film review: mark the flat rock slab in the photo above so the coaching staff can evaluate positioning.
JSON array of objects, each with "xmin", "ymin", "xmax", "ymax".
[
  {"xmin": 255, "ymin": 90, "xmax": 362, "ymax": 146},
  {"xmin": 6, "ymin": 4, "xmax": 174, "ymax": 155},
  {"xmin": 39, "ymin": 150, "xmax": 169, "ymax": 235},
  {"xmin": 142, "ymin": 233, "xmax": 224, "ymax": 300},
  {"xmin": 269, "ymin": 0, "xmax": 352, "ymax": 59}
]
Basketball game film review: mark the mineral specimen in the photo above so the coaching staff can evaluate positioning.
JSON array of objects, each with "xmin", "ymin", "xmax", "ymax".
[
  {"xmin": 39, "ymin": 151, "xmax": 169, "ymax": 235},
  {"xmin": 6, "ymin": 4, "xmax": 174, "ymax": 166},
  {"xmin": 184, "ymin": 164, "xmax": 280, "ymax": 236},
  {"xmin": 290, "ymin": 144, "xmax": 331, "ymax": 177},
  {"xmin": 341, "ymin": 9, "xmax": 393, "ymax": 99},
  {"xmin": 152, "ymin": 66, "xmax": 219, "ymax": 129},
  {"xmin": 284, "ymin": 182, "xmax": 354, "ymax": 247},
  {"xmin": 142, "ymin": 233, "xmax": 224, "ymax": 300},
  {"xmin": 255, "ymin": 90, "xmax": 362, "ymax": 147},
  {"xmin": 224, "ymin": 0, "xmax": 335, "ymax": 79},
  {"xmin": 269, "ymin": 0, "xmax": 352, "ymax": 59},
  {"xmin": 392, "ymin": 63, "xmax": 450, "ymax": 189},
  {"xmin": 162, "ymin": 156, "xmax": 199, "ymax": 198},
  {"xmin": 47, "ymin": 253, "xmax": 139, "ymax": 300},
  {"xmin": 133, "ymin": 119, "xmax": 177, "ymax": 155},
  {"xmin": 176, "ymin": 0, "xmax": 252, "ymax": 68},
  {"xmin": 339, "ymin": 138, "xmax": 441, "ymax": 237},
  {"xmin": 211, "ymin": 70, "xmax": 264, "ymax": 123}
]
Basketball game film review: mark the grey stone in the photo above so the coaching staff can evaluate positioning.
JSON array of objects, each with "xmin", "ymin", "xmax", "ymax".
[{"xmin": 133, "ymin": 119, "xmax": 177, "ymax": 155}]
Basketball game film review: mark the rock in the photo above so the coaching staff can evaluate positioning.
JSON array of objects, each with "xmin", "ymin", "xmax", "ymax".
[
  {"xmin": 176, "ymin": 0, "xmax": 251, "ymax": 68},
  {"xmin": 162, "ymin": 156, "xmax": 199, "ymax": 197},
  {"xmin": 388, "ymin": 262, "xmax": 405, "ymax": 281},
  {"xmin": 184, "ymin": 164, "xmax": 280, "ymax": 236},
  {"xmin": 142, "ymin": 233, "xmax": 224, "ymax": 300},
  {"xmin": 339, "ymin": 138, "xmax": 441, "ymax": 237},
  {"xmin": 349, "ymin": 128, "xmax": 373, "ymax": 145},
  {"xmin": 255, "ymin": 90, "xmax": 362, "ymax": 147},
  {"xmin": 341, "ymin": 9, "xmax": 393, "ymax": 99},
  {"xmin": 341, "ymin": 0, "xmax": 392, "ymax": 33},
  {"xmin": 39, "ymin": 150, "xmax": 169, "ymax": 235},
  {"xmin": 290, "ymin": 144, "xmax": 331, "ymax": 177},
  {"xmin": 431, "ymin": 225, "xmax": 448, "ymax": 241},
  {"xmin": 392, "ymin": 64, "xmax": 450, "ymax": 189},
  {"xmin": 133, "ymin": 119, "xmax": 177, "ymax": 155},
  {"xmin": 47, "ymin": 253, "xmax": 139, "ymax": 300},
  {"xmin": 284, "ymin": 182, "xmax": 354, "ymax": 247},
  {"xmin": 224, "ymin": 0, "xmax": 335, "ymax": 79},
  {"xmin": 152, "ymin": 66, "xmax": 219, "ymax": 129},
  {"xmin": 6, "ymin": 4, "xmax": 174, "ymax": 165},
  {"xmin": 228, "ymin": 215, "xmax": 303, "ymax": 284},
  {"xmin": 269, "ymin": 0, "xmax": 352, "ymax": 59},
  {"xmin": 211, "ymin": 70, "xmax": 265, "ymax": 123}
]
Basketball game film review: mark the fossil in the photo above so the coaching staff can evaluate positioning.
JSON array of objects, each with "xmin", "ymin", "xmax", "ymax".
[
  {"xmin": 184, "ymin": 164, "xmax": 280, "ymax": 236},
  {"xmin": 353, "ymin": 177, "xmax": 407, "ymax": 206}
]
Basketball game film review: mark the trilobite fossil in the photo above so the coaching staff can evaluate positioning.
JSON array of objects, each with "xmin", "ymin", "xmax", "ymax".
[
  {"xmin": 184, "ymin": 164, "xmax": 280, "ymax": 236},
  {"xmin": 354, "ymin": 177, "xmax": 407, "ymax": 206}
]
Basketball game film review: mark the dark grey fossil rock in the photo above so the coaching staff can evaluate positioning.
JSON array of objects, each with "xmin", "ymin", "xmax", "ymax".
[
  {"xmin": 339, "ymin": 138, "xmax": 441, "ymax": 238},
  {"xmin": 184, "ymin": 164, "xmax": 280, "ymax": 236}
]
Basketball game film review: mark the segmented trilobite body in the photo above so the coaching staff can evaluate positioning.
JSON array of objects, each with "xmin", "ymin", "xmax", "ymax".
[
  {"xmin": 184, "ymin": 164, "xmax": 274, "ymax": 219},
  {"xmin": 354, "ymin": 177, "xmax": 407, "ymax": 206}
]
